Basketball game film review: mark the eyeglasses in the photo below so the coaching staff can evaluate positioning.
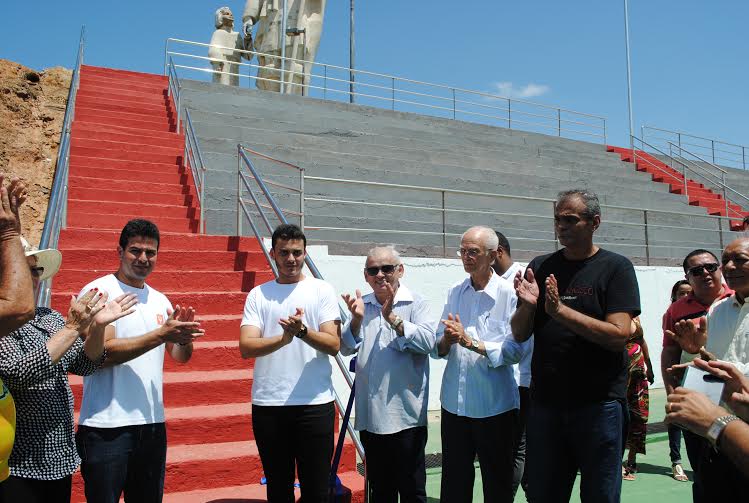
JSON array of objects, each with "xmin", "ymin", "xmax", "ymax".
[
  {"xmin": 457, "ymin": 248, "xmax": 483, "ymax": 258},
  {"xmin": 554, "ymin": 215, "xmax": 583, "ymax": 226},
  {"xmin": 365, "ymin": 264, "xmax": 399, "ymax": 276},
  {"xmin": 30, "ymin": 266, "xmax": 45, "ymax": 278},
  {"xmin": 687, "ymin": 263, "xmax": 719, "ymax": 276}
]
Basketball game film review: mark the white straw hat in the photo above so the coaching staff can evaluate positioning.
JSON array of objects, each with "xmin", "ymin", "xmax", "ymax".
[{"xmin": 20, "ymin": 237, "xmax": 62, "ymax": 281}]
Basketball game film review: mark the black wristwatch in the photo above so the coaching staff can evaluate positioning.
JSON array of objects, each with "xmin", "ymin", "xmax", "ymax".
[{"xmin": 295, "ymin": 324, "xmax": 308, "ymax": 339}]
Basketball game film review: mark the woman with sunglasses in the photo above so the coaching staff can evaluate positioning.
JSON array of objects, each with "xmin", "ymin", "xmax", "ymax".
[{"xmin": 0, "ymin": 237, "xmax": 137, "ymax": 503}]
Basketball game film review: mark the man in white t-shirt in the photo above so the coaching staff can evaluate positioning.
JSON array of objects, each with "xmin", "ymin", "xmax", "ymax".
[
  {"xmin": 239, "ymin": 223, "xmax": 341, "ymax": 503},
  {"xmin": 75, "ymin": 219, "xmax": 204, "ymax": 503}
]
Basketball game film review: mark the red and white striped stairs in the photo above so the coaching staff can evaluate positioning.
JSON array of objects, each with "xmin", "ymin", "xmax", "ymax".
[{"xmin": 50, "ymin": 65, "xmax": 363, "ymax": 502}]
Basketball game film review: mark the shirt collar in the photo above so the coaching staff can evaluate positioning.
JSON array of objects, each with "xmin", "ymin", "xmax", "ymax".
[
  {"xmin": 460, "ymin": 270, "xmax": 500, "ymax": 300},
  {"xmin": 363, "ymin": 283, "xmax": 413, "ymax": 306},
  {"xmin": 500, "ymin": 262, "xmax": 523, "ymax": 282}
]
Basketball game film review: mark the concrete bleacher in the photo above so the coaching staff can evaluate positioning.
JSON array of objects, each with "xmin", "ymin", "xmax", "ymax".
[{"xmin": 178, "ymin": 79, "xmax": 742, "ymax": 265}]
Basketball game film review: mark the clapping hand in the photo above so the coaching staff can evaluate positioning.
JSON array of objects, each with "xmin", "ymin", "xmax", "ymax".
[
  {"xmin": 93, "ymin": 293, "xmax": 138, "ymax": 327},
  {"xmin": 0, "ymin": 174, "xmax": 27, "ymax": 236},
  {"xmin": 442, "ymin": 313, "xmax": 468, "ymax": 347},
  {"xmin": 279, "ymin": 307, "xmax": 305, "ymax": 341},
  {"xmin": 666, "ymin": 316, "xmax": 707, "ymax": 355},
  {"xmin": 694, "ymin": 358, "xmax": 749, "ymax": 422},
  {"xmin": 514, "ymin": 268, "xmax": 539, "ymax": 307},
  {"xmin": 545, "ymin": 274, "xmax": 562, "ymax": 316},
  {"xmin": 160, "ymin": 305, "xmax": 204, "ymax": 345},
  {"xmin": 66, "ymin": 289, "xmax": 108, "ymax": 333},
  {"xmin": 342, "ymin": 290, "xmax": 365, "ymax": 321}
]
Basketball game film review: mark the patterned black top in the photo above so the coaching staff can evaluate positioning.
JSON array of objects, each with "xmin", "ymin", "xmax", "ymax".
[{"xmin": 0, "ymin": 307, "xmax": 105, "ymax": 480}]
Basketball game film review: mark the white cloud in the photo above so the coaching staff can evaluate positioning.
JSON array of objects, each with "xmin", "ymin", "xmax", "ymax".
[{"xmin": 490, "ymin": 81, "xmax": 551, "ymax": 99}]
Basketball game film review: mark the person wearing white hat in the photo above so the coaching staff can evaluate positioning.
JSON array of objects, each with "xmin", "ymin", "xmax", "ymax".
[{"xmin": 0, "ymin": 237, "xmax": 138, "ymax": 503}]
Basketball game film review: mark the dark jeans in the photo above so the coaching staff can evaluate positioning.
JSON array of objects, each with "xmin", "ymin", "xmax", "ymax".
[
  {"xmin": 525, "ymin": 399, "xmax": 625, "ymax": 503},
  {"xmin": 667, "ymin": 423, "xmax": 683, "ymax": 464},
  {"xmin": 75, "ymin": 423, "xmax": 167, "ymax": 503},
  {"xmin": 685, "ymin": 430, "xmax": 749, "ymax": 503},
  {"xmin": 683, "ymin": 430, "xmax": 705, "ymax": 501},
  {"xmin": 440, "ymin": 408, "xmax": 516, "ymax": 503},
  {"xmin": 252, "ymin": 402, "xmax": 334, "ymax": 503},
  {"xmin": 360, "ymin": 426, "xmax": 427, "ymax": 503},
  {"xmin": 0, "ymin": 474, "xmax": 72, "ymax": 503},
  {"xmin": 511, "ymin": 386, "xmax": 530, "ymax": 500}
]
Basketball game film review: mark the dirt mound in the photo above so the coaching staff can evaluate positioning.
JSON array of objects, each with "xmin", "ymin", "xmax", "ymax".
[{"xmin": 0, "ymin": 59, "xmax": 71, "ymax": 245}]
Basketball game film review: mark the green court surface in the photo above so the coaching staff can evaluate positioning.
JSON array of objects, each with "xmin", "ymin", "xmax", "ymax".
[{"xmin": 422, "ymin": 388, "xmax": 695, "ymax": 502}]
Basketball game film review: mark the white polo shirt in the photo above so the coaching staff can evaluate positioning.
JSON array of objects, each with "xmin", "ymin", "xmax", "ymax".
[{"xmin": 706, "ymin": 294, "xmax": 749, "ymax": 375}]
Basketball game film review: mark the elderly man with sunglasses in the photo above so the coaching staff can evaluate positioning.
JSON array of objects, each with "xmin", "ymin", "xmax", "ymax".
[
  {"xmin": 435, "ymin": 226, "xmax": 528, "ymax": 503},
  {"xmin": 340, "ymin": 246, "xmax": 435, "ymax": 503},
  {"xmin": 660, "ymin": 248, "xmax": 731, "ymax": 497}
]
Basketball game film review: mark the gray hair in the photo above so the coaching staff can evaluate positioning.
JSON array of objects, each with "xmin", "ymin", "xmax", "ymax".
[
  {"xmin": 366, "ymin": 245, "xmax": 401, "ymax": 263},
  {"xmin": 557, "ymin": 189, "xmax": 601, "ymax": 220},
  {"xmin": 461, "ymin": 226, "xmax": 499, "ymax": 251},
  {"xmin": 215, "ymin": 7, "xmax": 233, "ymax": 29}
]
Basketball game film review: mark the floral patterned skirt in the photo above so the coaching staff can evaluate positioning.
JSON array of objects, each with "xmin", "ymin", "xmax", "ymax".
[{"xmin": 625, "ymin": 343, "xmax": 649, "ymax": 454}]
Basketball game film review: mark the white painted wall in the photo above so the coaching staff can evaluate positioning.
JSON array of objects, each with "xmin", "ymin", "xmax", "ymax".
[{"xmin": 300, "ymin": 245, "xmax": 686, "ymax": 413}]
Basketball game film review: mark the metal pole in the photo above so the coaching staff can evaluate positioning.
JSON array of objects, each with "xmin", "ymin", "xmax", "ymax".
[
  {"xmin": 299, "ymin": 168, "xmax": 305, "ymax": 231},
  {"xmin": 452, "ymin": 89, "xmax": 456, "ymax": 120},
  {"xmin": 712, "ymin": 140, "xmax": 716, "ymax": 164},
  {"xmin": 552, "ymin": 201, "xmax": 559, "ymax": 251},
  {"xmin": 391, "ymin": 78, "xmax": 395, "ymax": 110},
  {"xmin": 743, "ymin": 146, "xmax": 746, "ymax": 171},
  {"xmin": 280, "ymin": 0, "xmax": 288, "ymax": 94},
  {"xmin": 557, "ymin": 109, "xmax": 561, "ymax": 137},
  {"xmin": 349, "ymin": 0, "xmax": 355, "ymax": 103},
  {"xmin": 508, "ymin": 100, "xmax": 512, "ymax": 130},
  {"xmin": 718, "ymin": 217, "xmax": 724, "ymax": 250},
  {"xmin": 623, "ymin": 0, "xmax": 635, "ymax": 151},
  {"xmin": 237, "ymin": 145, "xmax": 243, "ymax": 235},
  {"xmin": 643, "ymin": 210, "xmax": 650, "ymax": 266},
  {"xmin": 722, "ymin": 173, "xmax": 729, "ymax": 219},
  {"xmin": 323, "ymin": 65, "xmax": 327, "ymax": 100},
  {"xmin": 441, "ymin": 191, "xmax": 447, "ymax": 258}
]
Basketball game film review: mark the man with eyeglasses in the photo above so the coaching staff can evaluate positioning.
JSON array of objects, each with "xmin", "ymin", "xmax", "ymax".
[
  {"xmin": 435, "ymin": 226, "xmax": 527, "ymax": 503},
  {"xmin": 661, "ymin": 248, "xmax": 731, "ymax": 500},
  {"xmin": 511, "ymin": 189, "xmax": 640, "ymax": 503},
  {"xmin": 239, "ymin": 223, "xmax": 341, "ymax": 503},
  {"xmin": 665, "ymin": 240, "xmax": 749, "ymax": 501},
  {"xmin": 340, "ymin": 246, "xmax": 435, "ymax": 502}
]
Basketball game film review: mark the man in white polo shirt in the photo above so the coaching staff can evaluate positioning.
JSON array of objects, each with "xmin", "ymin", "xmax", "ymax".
[
  {"xmin": 239, "ymin": 223, "xmax": 341, "ymax": 503},
  {"xmin": 75, "ymin": 219, "xmax": 205, "ymax": 503}
]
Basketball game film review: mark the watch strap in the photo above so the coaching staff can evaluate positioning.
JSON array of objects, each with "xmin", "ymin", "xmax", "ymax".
[{"xmin": 708, "ymin": 414, "xmax": 740, "ymax": 448}]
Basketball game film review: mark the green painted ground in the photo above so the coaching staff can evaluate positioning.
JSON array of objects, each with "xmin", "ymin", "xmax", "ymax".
[{"xmin": 422, "ymin": 388, "xmax": 695, "ymax": 502}]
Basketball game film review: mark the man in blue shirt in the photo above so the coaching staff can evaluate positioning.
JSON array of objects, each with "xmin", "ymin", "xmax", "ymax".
[
  {"xmin": 435, "ymin": 226, "xmax": 527, "ymax": 503},
  {"xmin": 341, "ymin": 246, "xmax": 436, "ymax": 502}
]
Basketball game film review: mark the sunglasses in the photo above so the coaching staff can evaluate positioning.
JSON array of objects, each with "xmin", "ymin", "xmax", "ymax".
[
  {"xmin": 365, "ymin": 264, "xmax": 399, "ymax": 276},
  {"xmin": 687, "ymin": 263, "xmax": 719, "ymax": 276},
  {"xmin": 30, "ymin": 266, "xmax": 45, "ymax": 278}
]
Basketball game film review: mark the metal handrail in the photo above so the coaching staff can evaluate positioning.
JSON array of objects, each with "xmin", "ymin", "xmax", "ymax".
[
  {"xmin": 236, "ymin": 146, "xmax": 365, "ymax": 465},
  {"xmin": 36, "ymin": 26, "xmax": 85, "ymax": 307},
  {"xmin": 165, "ymin": 37, "xmax": 607, "ymax": 142},
  {"xmin": 166, "ymin": 57, "xmax": 208, "ymax": 233},
  {"xmin": 642, "ymin": 125, "xmax": 748, "ymax": 170}
]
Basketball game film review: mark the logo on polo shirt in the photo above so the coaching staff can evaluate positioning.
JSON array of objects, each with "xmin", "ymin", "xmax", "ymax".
[{"xmin": 156, "ymin": 314, "xmax": 165, "ymax": 325}]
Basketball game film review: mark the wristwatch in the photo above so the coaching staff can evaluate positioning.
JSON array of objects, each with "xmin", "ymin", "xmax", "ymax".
[
  {"xmin": 706, "ymin": 414, "xmax": 740, "ymax": 448},
  {"xmin": 390, "ymin": 316, "xmax": 404, "ymax": 330},
  {"xmin": 470, "ymin": 338, "xmax": 480, "ymax": 351},
  {"xmin": 295, "ymin": 324, "xmax": 308, "ymax": 339}
]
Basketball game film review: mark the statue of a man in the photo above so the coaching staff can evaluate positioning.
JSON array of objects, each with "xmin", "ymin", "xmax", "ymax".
[
  {"xmin": 242, "ymin": 0, "xmax": 326, "ymax": 95},
  {"xmin": 208, "ymin": 6, "xmax": 249, "ymax": 86}
]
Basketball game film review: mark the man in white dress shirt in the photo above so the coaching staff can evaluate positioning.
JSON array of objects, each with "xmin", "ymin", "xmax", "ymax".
[
  {"xmin": 436, "ymin": 226, "xmax": 527, "ymax": 503},
  {"xmin": 340, "ymin": 246, "xmax": 436, "ymax": 502}
]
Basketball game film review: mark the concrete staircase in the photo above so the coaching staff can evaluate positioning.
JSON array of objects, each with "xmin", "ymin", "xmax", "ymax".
[
  {"xmin": 51, "ymin": 65, "xmax": 362, "ymax": 502},
  {"xmin": 607, "ymin": 146, "xmax": 748, "ymax": 228},
  {"xmin": 177, "ymin": 80, "xmax": 745, "ymax": 265}
]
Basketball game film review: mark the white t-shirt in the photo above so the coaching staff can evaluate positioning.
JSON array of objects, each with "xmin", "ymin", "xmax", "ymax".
[
  {"xmin": 78, "ymin": 274, "xmax": 172, "ymax": 428},
  {"xmin": 241, "ymin": 277, "xmax": 340, "ymax": 406}
]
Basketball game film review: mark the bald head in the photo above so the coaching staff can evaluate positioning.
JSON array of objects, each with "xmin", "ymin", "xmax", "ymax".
[
  {"xmin": 461, "ymin": 226, "xmax": 498, "ymax": 251},
  {"xmin": 721, "ymin": 238, "xmax": 749, "ymax": 298}
]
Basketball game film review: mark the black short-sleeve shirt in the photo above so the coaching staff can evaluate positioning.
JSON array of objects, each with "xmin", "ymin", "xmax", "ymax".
[{"xmin": 527, "ymin": 248, "xmax": 641, "ymax": 405}]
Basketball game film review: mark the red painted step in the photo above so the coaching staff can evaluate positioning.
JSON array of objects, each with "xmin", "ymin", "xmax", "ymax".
[
  {"xmin": 71, "ymin": 129, "xmax": 184, "ymax": 149},
  {"xmin": 55, "ymin": 269, "xmax": 270, "ymax": 293},
  {"xmin": 74, "ymin": 108, "xmax": 174, "ymax": 131},
  {"xmin": 69, "ymin": 167, "xmax": 186, "ymax": 185},
  {"xmin": 68, "ymin": 188, "xmax": 194, "ymax": 206},
  {"xmin": 57, "ymin": 229, "xmax": 260, "ymax": 252},
  {"xmin": 55, "ymin": 249, "xmax": 265, "ymax": 271},
  {"xmin": 68, "ymin": 176, "xmax": 192, "ymax": 195},
  {"xmin": 65, "ymin": 212, "xmax": 197, "ymax": 232},
  {"xmin": 73, "ymin": 121, "xmax": 182, "ymax": 141}
]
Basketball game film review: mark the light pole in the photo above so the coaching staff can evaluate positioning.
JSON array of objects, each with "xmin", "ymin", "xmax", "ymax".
[
  {"xmin": 349, "ymin": 0, "xmax": 355, "ymax": 103},
  {"xmin": 623, "ymin": 0, "xmax": 634, "ymax": 150},
  {"xmin": 280, "ymin": 0, "xmax": 288, "ymax": 94}
]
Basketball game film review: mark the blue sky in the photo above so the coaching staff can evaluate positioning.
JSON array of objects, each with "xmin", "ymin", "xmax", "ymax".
[{"xmin": 2, "ymin": 1, "xmax": 747, "ymax": 148}]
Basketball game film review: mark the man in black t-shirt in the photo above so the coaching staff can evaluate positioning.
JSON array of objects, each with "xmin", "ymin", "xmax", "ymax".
[{"xmin": 510, "ymin": 189, "xmax": 640, "ymax": 503}]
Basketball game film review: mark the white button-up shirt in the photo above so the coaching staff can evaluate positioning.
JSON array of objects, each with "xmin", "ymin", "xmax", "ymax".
[
  {"xmin": 706, "ymin": 294, "xmax": 749, "ymax": 375},
  {"xmin": 340, "ymin": 284, "xmax": 436, "ymax": 435},
  {"xmin": 435, "ymin": 272, "xmax": 528, "ymax": 418},
  {"xmin": 501, "ymin": 261, "xmax": 534, "ymax": 388}
]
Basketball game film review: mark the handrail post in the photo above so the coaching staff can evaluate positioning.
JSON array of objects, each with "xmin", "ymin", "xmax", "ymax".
[
  {"xmin": 557, "ymin": 109, "xmax": 561, "ymax": 137},
  {"xmin": 237, "ymin": 145, "xmax": 242, "ymax": 235},
  {"xmin": 743, "ymin": 146, "xmax": 746, "ymax": 171},
  {"xmin": 718, "ymin": 217, "xmax": 724, "ymax": 250},
  {"xmin": 323, "ymin": 65, "xmax": 327, "ymax": 100},
  {"xmin": 200, "ymin": 169, "xmax": 206, "ymax": 234},
  {"xmin": 441, "ymin": 191, "xmax": 447, "ymax": 257},
  {"xmin": 552, "ymin": 201, "xmax": 559, "ymax": 251},
  {"xmin": 603, "ymin": 118, "xmax": 607, "ymax": 145},
  {"xmin": 391, "ymin": 77, "xmax": 395, "ymax": 111},
  {"xmin": 722, "ymin": 172, "xmax": 729, "ymax": 219},
  {"xmin": 643, "ymin": 210, "xmax": 650, "ymax": 266},
  {"xmin": 683, "ymin": 162, "xmax": 688, "ymax": 198},
  {"xmin": 508, "ymin": 100, "xmax": 512, "ymax": 130},
  {"xmin": 299, "ymin": 168, "xmax": 305, "ymax": 230},
  {"xmin": 712, "ymin": 140, "xmax": 716, "ymax": 164},
  {"xmin": 163, "ymin": 39, "xmax": 169, "ymax": 75},
  {"xmin": 451, "ymin": 89, "xmax": 456, "ymax": 120}
]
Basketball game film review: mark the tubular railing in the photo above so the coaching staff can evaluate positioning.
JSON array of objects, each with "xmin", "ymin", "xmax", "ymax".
[
  {"xmin": 165, "ymin": 38, "xmax": 607, "ymax": 143},
  {"xmin": 642, "ymin": 125, "xmax": 748, "ymax": 171},
  {"xmin": 37, "ymin": 26, "xmax": 86, "ymax": 307},
  {"xmin": 236, "ymin": 145, "xmax": 366, "ymax": 470},
  {"xmin": 166, "ymin": 57, "xmax": 207, "ymax": 233},
  {"xmin": 236, "ymin": 146, "xmax": 744, "ymax": 266}
]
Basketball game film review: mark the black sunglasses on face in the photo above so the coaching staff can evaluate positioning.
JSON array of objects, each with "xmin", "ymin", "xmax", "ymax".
[
  {"xmin": 30, "ymin": 266, "xmax": 45, "ymax": 278},
  {"xmin": 365, "ymin": 264, "xmax": 399, "ymax": 276},
  {"xmin": 687, "ymin": 263, "xmax": 719, "ymax": 276}
]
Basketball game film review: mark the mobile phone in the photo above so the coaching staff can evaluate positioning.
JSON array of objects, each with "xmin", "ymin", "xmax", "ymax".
[{"xmin": 681, "ymin": 366, "xmax": 725, "ymax": 405}]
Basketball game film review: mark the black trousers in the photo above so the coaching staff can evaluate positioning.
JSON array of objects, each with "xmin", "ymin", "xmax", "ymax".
[
  {"xmin": 0, "ymin": 474, "xmax": 72, "ymax": 503},
  {"xmin": 360, "ymin": 426, "xmax": 427, "ymax": 503},
  {"xmin": 511, "ymin": 386, "xmax": 530, "ymax": 499},
  {"xmin": 252, "ymin": 402, "xmax": 335, "ymax": 503},
  {"xmin": 440, "ymin": 408, "xmax": 517, "ymax": 503}
]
